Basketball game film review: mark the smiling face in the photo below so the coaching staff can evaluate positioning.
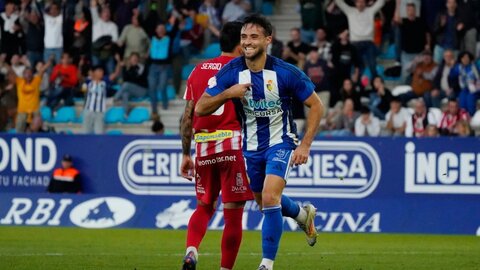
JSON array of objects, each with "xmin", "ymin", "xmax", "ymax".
[{"xmin": 241, "ymin": 23, "xmax": 271, "ymax": 61}]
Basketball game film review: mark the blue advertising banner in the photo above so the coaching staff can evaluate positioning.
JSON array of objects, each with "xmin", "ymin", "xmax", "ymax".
[{"xmin": 0, "ymin": 134, "xmax": 479, "ymax": 235}]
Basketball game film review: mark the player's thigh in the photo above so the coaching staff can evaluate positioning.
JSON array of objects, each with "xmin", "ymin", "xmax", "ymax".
[
  {"xmin": 265, "ymin": 146, "xmax": 294, "ymax": 182},
  {"xmin": 218, "ymin": 150, "xmax": 254, "ymax": 204},
  {"xmin": 195, "ymin": 155, "xmax": 222, "ymax": 205},
  {"xmin": 245, "ymin": 154, "xmax": 266, "ymax": 193}
]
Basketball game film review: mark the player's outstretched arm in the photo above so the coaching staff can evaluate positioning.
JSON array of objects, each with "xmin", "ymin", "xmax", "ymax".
[
  {"xmin": 291, "ymin": 92, "xmax": 324, "ymax": 166},
  {"xmin": 195, "ymin": 83, "xmax": 251, "ymax": 116}
]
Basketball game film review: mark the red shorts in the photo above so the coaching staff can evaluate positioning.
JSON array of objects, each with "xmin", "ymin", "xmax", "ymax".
[{"xmin": 195, "ymin": 150, "xmax": 254, "ymax": 204}]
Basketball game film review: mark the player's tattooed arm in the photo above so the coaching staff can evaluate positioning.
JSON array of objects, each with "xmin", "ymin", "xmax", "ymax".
[
  {"xmin": 180, "ymin": 100, "xmax": 195, "ymax": 180},
  {"xmin": 181, "ymin": 100, "xmax": 194, "ymax": 155}
]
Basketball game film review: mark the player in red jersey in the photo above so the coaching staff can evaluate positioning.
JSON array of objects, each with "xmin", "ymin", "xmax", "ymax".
[{"xmin": 180, "ymin": 21, "xmax": 254, "ymax": 270}]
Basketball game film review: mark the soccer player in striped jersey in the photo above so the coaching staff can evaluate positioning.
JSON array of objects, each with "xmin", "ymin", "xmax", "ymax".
[
  {"xmin": 180, "ymin": 21, "xmax": 254, "ymax": 270},
  {"xmin": 196, "ymin": 14, "xmax": 324, "ymax": 270}
]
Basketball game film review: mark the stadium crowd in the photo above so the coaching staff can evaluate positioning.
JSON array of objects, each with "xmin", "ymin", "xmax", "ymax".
[{"xmin": 0, "ymin": 0, "xmax": 479, "ymax": 137}]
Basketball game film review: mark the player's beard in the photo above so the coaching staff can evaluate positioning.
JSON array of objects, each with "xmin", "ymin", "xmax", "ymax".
[{"xmin": 244, "ymin": 46, "xmax": 265, "ymax": 61}]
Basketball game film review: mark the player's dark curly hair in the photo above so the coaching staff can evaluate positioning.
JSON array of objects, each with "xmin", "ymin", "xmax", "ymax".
[
  {"xmin": 220, "ymin": 21, "xmax": 243, "ymax": 53},
  {"xmin": 242, "ymin": 13, "xmax": 273, "ymax": 37}
]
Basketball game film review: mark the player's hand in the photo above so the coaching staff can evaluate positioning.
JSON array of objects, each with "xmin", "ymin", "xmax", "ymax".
[
  {"xmin": 225, "ymin": 83, "xmax": 251, "ymax": 99},
  {"xmin": 180, "ymin": 155, "xmax": 195, "ymax": 181},
  {"xmin": 291, "ymin": 144, "xmax": 310, "ymax": 166}
]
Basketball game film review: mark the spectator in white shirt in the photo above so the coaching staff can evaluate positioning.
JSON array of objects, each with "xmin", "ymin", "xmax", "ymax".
[
  {"xmin": 355, "ymin": 106, "xmax": 381, "ymax": 136},
  {"xmin": 90, "ymin": 0, "xmax": 118, "ymax": 74},
  {"xmin": 334, "ymin": 0, "xmax": 385, "ymax": 79},
  {"xmin": 385, "ymin": 97, "xmax": 411, "ymax": 136},
  {"xmin": 43, "ymin": 2, "xmax": 63, "ymax": 64}
]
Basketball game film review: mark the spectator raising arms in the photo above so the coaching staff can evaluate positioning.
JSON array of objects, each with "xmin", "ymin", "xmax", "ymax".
[
  {"xmin": 90, "ymin": 0, "xmax": 119, "ymax": 74},
  {"xmin": 8, "ymin": 58, "xmax": 51, "ymax": 133},
  {"xmin": 335, "ymin": 0, "xmax": 385, "ymax": 79},
  {"xmin": 43, "ymin": 2, "xmax": 63, "ymax": 64}
]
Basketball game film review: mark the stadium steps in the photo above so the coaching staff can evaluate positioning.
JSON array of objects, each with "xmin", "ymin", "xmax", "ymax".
[{"xmin": 267, "ymin": 0, "xmax": 301, "ymax": 43}]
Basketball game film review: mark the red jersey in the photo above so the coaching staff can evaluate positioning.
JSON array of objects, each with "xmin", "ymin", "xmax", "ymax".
[{"xmin": 184, "ymin": 55, "xmax": 242, "ymax": 157}]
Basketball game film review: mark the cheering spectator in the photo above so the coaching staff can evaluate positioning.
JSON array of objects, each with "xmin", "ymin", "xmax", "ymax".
[
  {"xmin": 355, "ymin": 106, "xmax": 381, "ymax": 136},
  {"xmin": 222, "ymin": 0, "xmax": 250, "ymax": 23},
  {"xmin": 83, "ymin": 65, "xmax": 107, "ymax": 134},
  {"xmin": 335, "ymin": 0, "xmax": 385, "ymax": 79},
  {"xmin": 424, "ymin": 49, "xmax": 456, "ymax": 108},
  {"xmin": 438, "ymin": 98, "xmax": 469, "ymax": 135},
  {"xmin": 392, "ymin": 0, "xmax": 421, "ymax": 62},
  {"xmin": 369, "ymin": 76, "xmax": 393, "ymax": 120},
  {"xmin": 449, "ymin": 51, "xmax": 479, "ymax": 116},
  {"xmin": 71, "ymin": 6, "xmax": 91, "ymax": 61},
  {"xmin": 385, "ymin": 97, "xmax": 410, "ymax": 136},
  {"xmin": 117, "ymin": 12, "xmax": 150, "ymax": 60},
  {"xmin": 405, "ymin": 98, "xmax": 437, "ymax": 137},
  {"xmin": 455, "ymin": 0, "xmax": 478, "ymax": 56},
  {"xmin": 9, "ymin": 59, "xmax": 51, "ymax": 133},
  {"xmin": 325, "ymin": 0, "xmax": 348, "ymax": 37},
  {"xmin": 432, "ymin": 0, "xmax": 462, "ymax": 64},
  {"xmin": 47, "ymin": 52, "xmax": 79, "ymax": 111},
  {"xmin": 399, "ymin": 2, "xmax": 430, "ymax": 82},
  {"xmin": 90, "ymin": 0, "xmax": 119, "ymax": 74},
  {"xmin": 22, "ymin": 9, "xmax": 43, "ymax": 67},
  {"xmin": 10, "ymin": 54, "xmax": 28, "ymax": 78},
  {"xmin": 43, "ymin": 2, "xmax": 63, "ymax": 64},
  {"xmin": 113, "ymin": 52, "xmax": 148, "ymax": 114},
  {"xmin": 0, "ymin": 1, "xmax": 22, "ymax": 61}
]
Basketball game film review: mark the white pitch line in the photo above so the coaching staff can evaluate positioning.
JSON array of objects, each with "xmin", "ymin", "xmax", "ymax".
[{"xmin": 0, "ymin": 251, "xmax": 447, "ymax": 257}]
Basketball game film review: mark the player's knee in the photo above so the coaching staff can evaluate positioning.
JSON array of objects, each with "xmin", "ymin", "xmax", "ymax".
[
  {"xmin": 224, "ymin": 201, "xmax": 245, "ymax": 209},
  {"xmin": 261, "ymin": 191, "xmax": 281, "ymax": 207}
]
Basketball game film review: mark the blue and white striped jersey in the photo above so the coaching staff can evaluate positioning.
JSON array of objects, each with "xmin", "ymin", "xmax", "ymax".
[
  {"xmin": 84, "ymin": 80, "xmax": 107, "ymax": 113},
  {"xmin": 206, "ymin": 55, "xmax": 315, "ymax": 152}
]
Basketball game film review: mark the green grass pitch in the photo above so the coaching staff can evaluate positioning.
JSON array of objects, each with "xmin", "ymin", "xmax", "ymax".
[{"xmin": 0, "ymin": 227, "xmax": 478, "ymax": 270}]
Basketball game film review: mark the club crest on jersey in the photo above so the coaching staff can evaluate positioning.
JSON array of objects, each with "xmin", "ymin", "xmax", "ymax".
[
  {"xmin": 266, "ymin": 80, "xmax": 274, "ymax": 91},
  {"xmin": 208, "ymin": 76, "xmax": 217, "ymax": 88}
]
